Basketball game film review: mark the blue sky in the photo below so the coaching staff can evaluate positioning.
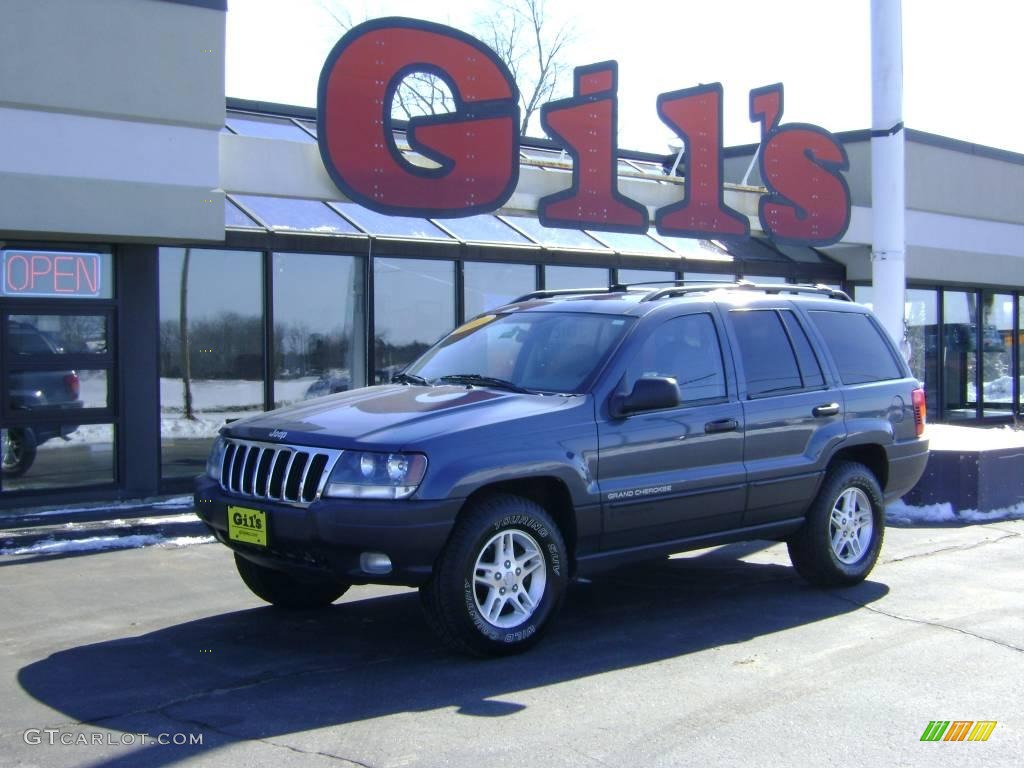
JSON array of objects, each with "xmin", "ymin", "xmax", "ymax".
[{"xmin": 226, "ymin": 0, "xmax": 1024, "ymax": 155}]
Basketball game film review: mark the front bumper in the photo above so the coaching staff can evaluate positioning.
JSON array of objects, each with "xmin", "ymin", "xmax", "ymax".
[{"xmin": 194, "ymin": 475, "xmax": 462, "ymax": 587}]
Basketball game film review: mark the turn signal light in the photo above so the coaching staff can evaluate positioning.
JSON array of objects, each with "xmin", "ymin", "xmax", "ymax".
[{"xmin": 911, "ymin": 387, "xmax": 926, "ymax": 436}]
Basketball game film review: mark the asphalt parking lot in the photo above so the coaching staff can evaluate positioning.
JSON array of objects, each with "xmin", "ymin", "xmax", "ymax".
[{"xmin": 0, "ymin": 520, "xmax": 1020, "ymax": 768}]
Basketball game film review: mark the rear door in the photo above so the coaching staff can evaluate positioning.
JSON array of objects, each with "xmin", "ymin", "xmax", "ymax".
[
  {"xmin": 597, "ymin": 309, "xmax": 746, "ymax": 550},
  {"xmin": 725, "ymin": 305, "xmax": 847, "ymax": 526}
]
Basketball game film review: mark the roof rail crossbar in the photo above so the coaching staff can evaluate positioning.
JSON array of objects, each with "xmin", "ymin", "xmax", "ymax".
[
  {"xmin": 511, "ymin": 285, "xmax": 633, "ymax": 303},
  {"xmin": 640, "ymin": 280, "xmax": 851, "ymax": 302}
]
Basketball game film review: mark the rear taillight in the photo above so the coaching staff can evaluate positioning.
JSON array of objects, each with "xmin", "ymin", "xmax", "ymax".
[
  {"xmin": 911, "ymin": 387, "xmax": 926, "ymax": 436},
  {"xmin": 64, "ymin": 372, "xmax": 80, "ymax": 398}
]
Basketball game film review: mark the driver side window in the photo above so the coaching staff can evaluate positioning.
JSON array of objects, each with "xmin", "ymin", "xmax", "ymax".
[{"xmin": 625, "ymin": 314, "xmax": 727, "ymax": 403}]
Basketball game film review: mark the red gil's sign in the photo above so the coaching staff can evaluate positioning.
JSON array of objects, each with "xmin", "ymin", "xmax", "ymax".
[
  {"xmin": 1, "ymin": 250, "xmax": 103, "ymax": 298},
  {"xmin": 318, "ymin": 17, "xmax": 851, "ymax": 247}
]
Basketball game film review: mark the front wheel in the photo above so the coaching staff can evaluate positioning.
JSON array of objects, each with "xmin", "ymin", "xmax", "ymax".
[
  {"xmin": 787, "ymin": 461, "xmax": 885, "ymax": 587},
  {"xmin": 1, "ymin": 428, "xmax": 37, "ymax": 479},
  {"xmin": 234, "ymin": 553, "xmax": 350, "ymax": 609},
  {"xmin": 420, "ymin": 494, "xmax": 568, "ymax": 657}
]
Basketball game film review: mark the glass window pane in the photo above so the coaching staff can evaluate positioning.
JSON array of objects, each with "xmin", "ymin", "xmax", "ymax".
[
  {"xmin": 331, "ymin": 202, "xmax": 450, "ymax": 239},
  {"xmin": 617, "ymin": 269, "xmax": 676, "ymax": 286},
  {"xmin": 544, "ymin": 266, "xmax": 609, "ymax": 291},
  {"xmin": 588, "ymin": 231, "xmax": 671, "ymax": 255},
  {"xmin": 9, "ymin": 368, "xmax": 107, "ymax": 410},
  {"xmin": 808, "ymin": 311, "xmax": 903, "ymax": 385},
  {"xmin": 231, "ymin": 195, "xmax": 360, "ymax": 234},
  {"xmin": 943, "ymin": 290, "xmax": 978, "ymax": 421},
  {"xmin": 502, "ymin": 216, "xmax": 607, "ymax": 250},
  {"xmin": 225, "ymin": 199, "xmax": 261, "ymax": 229},
  {"xmin": 854, "ymin": 285, "xmax": 873, "ymax": 308},
  {"xmin": 905, "ymin": 289, "xmax": 937, "ymax": 415},
  {"xmin": 225, "ymin": 115, "xmax": 316, "ymax": 143},
  {"xmin": 684, "ymin": 271, "xmax": 733, "ymax": 283},
  {"xmin": 159, "ymin": 248, "xmax": 265, "ymax": 478},
  {"xmin": 1, "ymin": 424, "xmax": 114, "ymax": 492},
  {"xmin": 273, "ymin": 252, "xmax": 366, "ymax": 407},
  {"xmin": 742, "ymin": 274, "xmax": 788, "ymax": 285},
  {"xmin": 626, "ymin": 314, "xmax": 727, "ymax": 403},
  {"xmin": 464, "ymin": 262, "xmax": 536, "ymax": 317},
  {"xmin": 731, "ymin": 310, "xmax": 803, "ymax": 396},
  {"xmin": 722, "ymin": 238, "xmax": 787, "ymax": 262},
  {"xmin": 374, "ymin": 258, "xmax": 454, "ymax": 381},
  {"xmin": 981, "ymin": 291, "xmax": 1013, "ymax": 415},
  {"xmin": 780, "ymin": 311, "xmax": 824, "ymax": 388},
  {"xmin": 8, "ymin": 315, "xmax": 108, "ymax": 355},
  {"xmin": 2, "ymin": 250, "xmax": 113, "ymax": 299},
  {"xmin": 435, "ymin": 215, "xmax": 532, "ymax": 244},
  {"xmin": 653, "ymin": 236, "xmax": 732, "ymax": 262}
]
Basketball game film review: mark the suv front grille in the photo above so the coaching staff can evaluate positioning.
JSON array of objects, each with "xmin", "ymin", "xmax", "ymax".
[{"xmin": 219, "ymin": 438, "xmax": 342, "ymax": 507}]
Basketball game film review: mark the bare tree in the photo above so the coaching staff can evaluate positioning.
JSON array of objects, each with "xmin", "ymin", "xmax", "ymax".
[
  {"xmin": 318, "ymin": 0, "xmax": 573, "ymax": 136},
  {"xmin": 476, "ymin": 0, "xmax": 574, "ymax": 136}
]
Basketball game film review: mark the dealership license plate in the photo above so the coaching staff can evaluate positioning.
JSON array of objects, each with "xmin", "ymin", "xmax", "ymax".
[{"xmin": 228, "ymin": 506, "xmax": 267, "ymax": 547}]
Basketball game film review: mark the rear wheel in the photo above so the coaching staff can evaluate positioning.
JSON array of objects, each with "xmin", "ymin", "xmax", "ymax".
[
  {"xmin": 1, "ymin": 428, "xmax": 37, "ymax": 479},
  {"xmin": 234, "ymin": 553, "xmax": 350, "ymax": 609},
  {"xmin": 420, "ymin": 494, "xmax": 568, "ymax": 657},
  {"xmin": 788, "ymin": 461, "xmax": 885, "ymax": 587}
]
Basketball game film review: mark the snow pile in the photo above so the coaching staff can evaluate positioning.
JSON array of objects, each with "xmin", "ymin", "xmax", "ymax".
[
  {"xmin": 887, "ymin": 500, "xmax": 1024, "ymax": 525},
  {"xmin": 16, "ymin": 495, "xmax": 194, "ymax": 518},
  {"xmin": 925, "ymin": 423, "xmax": 1024, "ymax": 450},
  {"xmin": 1, "ymin": 533, "xmax": 213, "ymax": 557}
]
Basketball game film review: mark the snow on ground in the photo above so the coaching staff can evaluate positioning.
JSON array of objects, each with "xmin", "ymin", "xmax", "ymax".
[
  {"xmin": 925, "ymin": 423, "xmax": 1024, "ymax": 450},
  {"xmin": 12, "ymin": 495, "xmax": 194, "ymax": 518},
  {"xmin": 0, "ymin": 534, "xmax": 214, "ymax": 557},
  {"xmin": 887, "ymin": 500, "xmax": 1024, "ymax": 525}
]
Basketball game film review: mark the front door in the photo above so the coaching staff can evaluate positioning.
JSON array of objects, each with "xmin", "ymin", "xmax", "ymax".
[{"xmin": 597, "ymin": 311, "xmax": 746, "ymax": 550}]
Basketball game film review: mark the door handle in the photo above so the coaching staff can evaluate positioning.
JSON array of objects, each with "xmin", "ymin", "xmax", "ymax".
[
  {"xmin": 812, "ymin": 403, "xmax": 840, "ymax": 417},
  {"xmin": 704, "ymin": 418, "xmax": 739, "ymax": 434}
]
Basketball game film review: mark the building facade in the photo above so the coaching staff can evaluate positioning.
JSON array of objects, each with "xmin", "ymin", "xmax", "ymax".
[{"xmin": 1, "ymin": 0, "xmax": 1021, "ymax": 509}]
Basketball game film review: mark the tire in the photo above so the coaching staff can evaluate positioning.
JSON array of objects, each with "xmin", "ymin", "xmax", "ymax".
[
  {"xmin": 234, "ymin": 553, "xmax": 350, "ymax": 609},
  {"xmin": 1, "ymin": 428, "xmax": 37, "ymax": 479},
  {"xmin": 420, "ymin": 494, "xmax": 568, "ymax": 657},
  {"xmin": 787, "ymin": 461, "xmax": 886, "ymax": 587}
]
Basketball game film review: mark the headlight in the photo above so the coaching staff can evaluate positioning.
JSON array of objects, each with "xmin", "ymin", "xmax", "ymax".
[
  {"xmin": 324, "ymin": 451, "xmax": 427, "ymax": 499},
  {"xmin": 206, "ymin": 436, "xmax": 228, "ymax": 480}
]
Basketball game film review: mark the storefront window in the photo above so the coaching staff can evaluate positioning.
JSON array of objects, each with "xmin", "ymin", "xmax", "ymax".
[
  {"xmin": 273, "ymin": 252, "xmax": 365, "ymax": 406},
  {"xmin": 905, "ymin": 289, "xmax": 938, "ymax": 415},
  {"xmin": 1, "ymin": 424, "xmax": 115, "ymax": 493},
  {"xmin": 374, "ymin": 258, "xmax": 454, "ymax": 381},
  {"xmin": 464, "ymin": 262, "xmax": 536, "ymax": 318},
  {"xmin": 980, "ymin": 291, "xmax": 1014, "ymax": 416},
  {"xmin": 943, "ymin": 290, "xmax": 978, "ymax": 421},
  {"xmin": 159, "ymin": 248, "xmax": 264, "ymax": 478},
  {"xmin": 617, "ymin": 269, "xmax": 676, "ymax": 286},
  {"xmin": 544, "ymin": 266, "xmax": 609, "ymax": 291}
]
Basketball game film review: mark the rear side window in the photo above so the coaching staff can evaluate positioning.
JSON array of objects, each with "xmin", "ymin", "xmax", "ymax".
[
  {"xmin": 730, "ymin": 310, "xmax": 803, "ymax": 397},
  {"xmin": 808, "ymin": 310, "xmax": 903, "ymax": 384}
]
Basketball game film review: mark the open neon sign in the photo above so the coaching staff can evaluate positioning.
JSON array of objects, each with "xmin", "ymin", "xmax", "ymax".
[
  {"xmin": 1, "ymin": 250, "xmax": 103, "ymax": 299},
  {"xmin": 318, "ymin": 17, "xmax": 851, "ymax": 247}
]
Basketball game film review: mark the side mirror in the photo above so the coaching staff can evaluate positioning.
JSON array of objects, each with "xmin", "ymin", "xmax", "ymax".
[{"xmin": 613, "ymin": 377, "xmax": 680, "ymax": 416}]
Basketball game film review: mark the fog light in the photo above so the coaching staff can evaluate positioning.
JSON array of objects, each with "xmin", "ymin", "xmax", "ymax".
[{"xmin": 360, "ymin": 552, "xmax": 392, "ymax": 575}]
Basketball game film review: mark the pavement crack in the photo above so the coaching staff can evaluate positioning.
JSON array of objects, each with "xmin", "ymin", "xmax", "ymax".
[
  {"xmin": 881, "ymin": 530, "xmax": 1021, "ymax": 564},
  {"xmin": 827, "ymin": 591, "xmax": 1024, "ymax": 654},
  {"xmin": 161, "ymin": 707, "xmax": 375, "ymax": 767}
]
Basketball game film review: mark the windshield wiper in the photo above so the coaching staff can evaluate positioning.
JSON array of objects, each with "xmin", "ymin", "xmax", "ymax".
[
  {"xmin": 392, "ymin": 372, "xmax": 430, "ymax": 386},
  {"xmin": 437, "ymin": 374, "xmax": 532, "ymax": 393}
]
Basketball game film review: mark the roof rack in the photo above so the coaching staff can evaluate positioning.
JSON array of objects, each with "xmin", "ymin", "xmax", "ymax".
[
  {"xmin": 640, "ymin": 280, "xmax": 852, "ymax": 303},
  {"xmin": 511, "ymin": 284, "xmax": 635, "ymax": 303}
]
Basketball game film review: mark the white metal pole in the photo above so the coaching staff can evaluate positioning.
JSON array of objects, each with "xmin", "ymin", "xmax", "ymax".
[{"xmin": 870, "ymin": 0, "xmax": 908, "ymax": 356}]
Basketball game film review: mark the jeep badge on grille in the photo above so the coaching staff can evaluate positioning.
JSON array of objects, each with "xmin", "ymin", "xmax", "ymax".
[{"xmin": 268, "ymin": 430, "xmax": 288, "ymax": 440}]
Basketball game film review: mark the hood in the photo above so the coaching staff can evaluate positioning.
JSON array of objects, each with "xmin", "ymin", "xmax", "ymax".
[{"xmin": 226, "ymin": 384, "xmax": 582, "ymax": 449}]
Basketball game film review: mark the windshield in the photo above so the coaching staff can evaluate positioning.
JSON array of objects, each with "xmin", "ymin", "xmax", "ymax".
[{"xmin": 407, "ymin": 311, "xmax": 633, "ymax": 393}]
